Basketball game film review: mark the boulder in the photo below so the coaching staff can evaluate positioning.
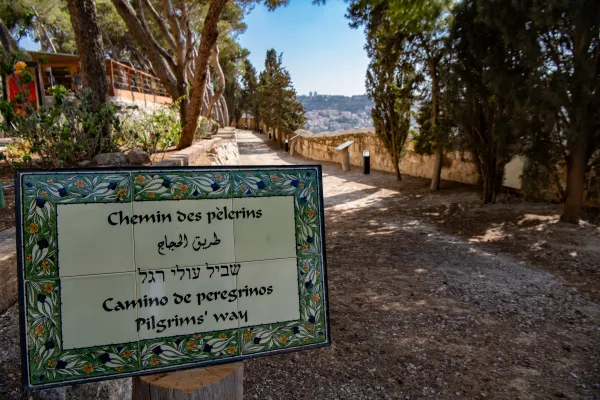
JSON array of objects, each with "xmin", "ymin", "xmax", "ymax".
[
  {"xmin": 127, "ymin": 148, "xmax": 151, "ymax": 165},
  {"xmin": 93, "ymin": 152, "xmax": 128, "ymax": 166}
]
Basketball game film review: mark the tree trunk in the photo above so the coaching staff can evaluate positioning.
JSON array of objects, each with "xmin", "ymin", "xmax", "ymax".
[
  {"xmin": 430, "ymin": 143, "xmax": 443, "ymax": 188},
  {"xmin": 177, "ymin": 72, "xmax": 189, "ymax": 126},
  {"xmin": 0, "ymin": 19, "xmax": 12, "ymax": 56},
  {"xmin": 220, "ymin": 95, "xmax": 229, "ymax": 127},
  {"xmin": 561, "ymin": 134, "xmax": 588, "ymax": 223},
  {"xmin": 111, "ymin": 0, "xmax": 179, "ymax": 97},
  {"xmin": 202, "ymin": 88, "xmax": 210, "ymax": 115},
  {"xmin": 429, "ymin": 61, "xmax": 443, "ymax": 190},
  {"xmin": 32, "ymin": 7, "xmax": 57, "ymax": 53},
  {"xmin": 179, "ymin": 97, "xmax": 188, "ymax": 131},
  {"xmin": 481, "ymin": 158, "xmax": 502, "ymax": 204},
  {"xmin": 178, "ymin": 0, "xmax": 228, "ymax": 149},
  {"xmin": 482, "ymin": 170, "xmax": 494, "ymax": 204},
  {"xmin": 278, "ymin": 127, "xmax": 285, "ymax": 149},
  {"xmin": 67, "ymin": 0, "xmax": 108, "ymax": 112},
  {"xmin": 205, "ymin": 45, "xmax": 226, "ymax": 118},
  {"xmin": 216, "ymin": 100, "xmax": 223, "ymax": 126},
  {"xmin": 254, "ymin": 108, "xmax": 261, "ymax": 132},
  {"xmin": 389, "ymin": 121, "xmax": 401, "ymax": 180},
  {"xmin": 392, "ymin": 148, "xmax": 401, "ymax": 180}
]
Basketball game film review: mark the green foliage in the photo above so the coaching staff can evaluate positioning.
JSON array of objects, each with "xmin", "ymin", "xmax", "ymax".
[
  {"xmin": 0, "ymin": 85, "xmax": 189, "ymax": 167},
  {"xmin": 195, "ymin": 117, "xmax": 219, "ymax": 139},
  {"xmin": 257, "ymin": 49, "xmax": 305, "ymax": 134},
  {"xmin": 413, "ymin": 103, "xmax": 434, "ymax": 155},
  {"xmin": 121, "ymin": 101, "xmax": 183, "ymax": 157},
  {"xmin": 447, "ymin": 0, "xmax": 538, "ymax": 203},
  {"xmin": 413, "ymin": 94, "xmax": 456, "ymax": 156},
  {"xmin": 349, "ymin": 0, "xmax": 452, "ymax": 187},
  {"xmin": 348, "ymin": 0, "xmax": 420, "ymax": 179},
  {"xmin": 0, "ymin": 86, "xmax": 124, "ymax": 167},
  {"xmin": 0, "ymin": 0, "xmax": 75, "ymax": 53},
  {"xmin": 219, "ymin": 35, "xmax": 250, "ymax": 126},
  {"xmin": 240, "ymin": 58, "xmax": 259, "ymax": 125}
]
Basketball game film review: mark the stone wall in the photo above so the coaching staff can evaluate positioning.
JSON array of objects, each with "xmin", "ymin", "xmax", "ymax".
[
  {"xmin": 293, "ymin": 129, "xmax": 480, "ymax": 185},
  {"xmin": 155, "ymin": 128, "xmax": 238, "ymax": 167}
]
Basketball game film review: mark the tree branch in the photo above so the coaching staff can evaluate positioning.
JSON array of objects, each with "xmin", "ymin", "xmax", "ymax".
[
  {"xmin": 111, "ymin": 0, "xmax": 178, "ymax": 96},
  {"xmin": 205, "ymin": 44, "xmax": 226, "ymax": 117},
  {"xmin": 162, "ymin": 0, "xmax": 185, "ymax": 62},
  {"xmin": 136, "ymin": 0, "xmax": 177, "ymax": 69},
  {"xmin": 141, "ymin": 0, "xmax": 177, "ymax": 53}
]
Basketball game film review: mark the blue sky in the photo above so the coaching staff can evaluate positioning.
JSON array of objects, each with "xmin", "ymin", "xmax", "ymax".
[{"xmin": 238, "ymin": 1, "xmax": 368, "ymax": 96}]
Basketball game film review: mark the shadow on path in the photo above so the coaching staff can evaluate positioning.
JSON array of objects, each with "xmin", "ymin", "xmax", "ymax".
[{"xmin": 236, "ymin": 130, "xmax": 480, "ymax": 210}]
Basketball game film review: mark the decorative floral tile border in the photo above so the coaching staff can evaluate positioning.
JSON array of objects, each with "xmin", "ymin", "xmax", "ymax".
[
  {"xmin": 132, "ymin": 171, "xmax": 230, "ymax": 201},
  {"xmin": 139, "ymin": 330, "xmax": 240, "ymax": 370},
  {"xmin": 16, "ymin": 166, "xmax": 330, "ymax": 390}
]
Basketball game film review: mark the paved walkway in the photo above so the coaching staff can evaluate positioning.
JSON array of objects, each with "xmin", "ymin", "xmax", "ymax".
[{"xmin": 237, "ymin": 130, "xmax": 403, "ymax": 212}]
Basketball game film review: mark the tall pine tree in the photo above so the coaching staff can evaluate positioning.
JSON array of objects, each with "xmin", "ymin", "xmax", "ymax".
[{"xmin": 257, "ymin": 49, "xmax": 305, "ymax": 148}]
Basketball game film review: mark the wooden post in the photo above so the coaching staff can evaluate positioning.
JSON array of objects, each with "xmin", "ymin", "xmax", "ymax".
[
  {"xmin": 132, "ymin": 363, "xmax": 243, "ymax": 400},
  {"xmin": 139, "ymin": 71, "xmax": 146, "ymax": 102},
  {"xmin": 341, "ymin": 148, "xmax": 350, "ymax": 171},
  {"xmin": 108, "ymin": 60, "xmax": 115, "ymax": 97}
]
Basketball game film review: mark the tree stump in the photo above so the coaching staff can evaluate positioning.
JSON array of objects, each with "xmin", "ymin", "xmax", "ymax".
[{"xmin": 132, "ymin": 363, "xmax": 243, "ymax": 400}]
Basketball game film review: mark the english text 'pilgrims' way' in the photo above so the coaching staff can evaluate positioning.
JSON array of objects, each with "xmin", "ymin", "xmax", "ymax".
[{"xmin": 135, "ymin": 311, "xmax": 249, "ymax": 334}]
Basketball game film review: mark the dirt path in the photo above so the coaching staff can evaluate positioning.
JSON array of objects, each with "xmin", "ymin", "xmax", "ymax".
[{"xmin": 238, "ymin": 131, "xmax": 600, "ymax": 399}]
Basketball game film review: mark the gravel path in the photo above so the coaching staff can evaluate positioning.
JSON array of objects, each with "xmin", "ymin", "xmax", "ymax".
[{"xmin": 238, "ymin": 131, "xmax": 600, "ymax": 399}]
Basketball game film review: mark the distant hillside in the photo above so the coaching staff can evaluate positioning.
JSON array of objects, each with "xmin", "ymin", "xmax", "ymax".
[{"xmin": 298, "ymin": 94, "xmax": 374, "ymax": 133}]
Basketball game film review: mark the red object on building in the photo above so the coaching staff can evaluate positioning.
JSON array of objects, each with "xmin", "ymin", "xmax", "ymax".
[{"xmin": 7, "ymin": 73, "xmax": 39, "ymax": 114}]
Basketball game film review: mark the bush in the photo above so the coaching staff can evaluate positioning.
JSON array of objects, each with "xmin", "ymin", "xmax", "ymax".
[
  {"xmin": 0, "ymin": 85, "xmax": 188, "ymax": 167},
  {"xmin": 0, "ymin": 86, "xmax": 126, "ymax": 167},
  {"xmin": 195, "ymin": 116, "xmax": 218, "ymax": 139},
  {"xmin": 121, "ymin": 100, "xmax": 182, "ymax": 157}
]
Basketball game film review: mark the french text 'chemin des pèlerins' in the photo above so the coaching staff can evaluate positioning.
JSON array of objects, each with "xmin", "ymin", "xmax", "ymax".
[{"xmin": 107, "ymin": 205, "xmax": 263, "ymax": 226}]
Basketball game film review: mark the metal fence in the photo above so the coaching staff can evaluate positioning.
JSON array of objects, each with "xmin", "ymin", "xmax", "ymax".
[{"xmin": 106, "ymin": 59, "xmax": 168, "ymax": 98}]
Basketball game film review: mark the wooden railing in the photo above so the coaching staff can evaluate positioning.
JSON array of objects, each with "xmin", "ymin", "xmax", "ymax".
[{"xmin": 105, "ymin": 59, "xmax": 169, "ymax": 99}]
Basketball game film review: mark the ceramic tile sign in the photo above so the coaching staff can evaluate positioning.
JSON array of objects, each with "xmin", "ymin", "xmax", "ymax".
[{"xmin": 15, "ymin": 166, "xmax": 330, "ymax": 390}]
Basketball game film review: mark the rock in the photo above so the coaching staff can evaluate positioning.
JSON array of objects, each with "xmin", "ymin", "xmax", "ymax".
[
  {"xmin": 78, "ymin": 159, "xmax": 94, "ymax": 167},
  {"xmin": 93, "ymin": 152, "xmax": 128, "ymax": 166},
  {"xmin": 126, "ymin": 148, "xmax": 151, "ymax": 165}
]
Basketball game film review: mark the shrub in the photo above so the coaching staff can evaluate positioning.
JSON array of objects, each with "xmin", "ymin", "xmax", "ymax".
[
  {"xmin": 0, "ymin": 86, "xmax": 126, "ymax": 167},
  {"xmin": 121, "ymin": 100, "xmax": 182, "ymax": 157},
  {"xmin": 195, "ymin": 116, "xmax": 218, "ymax": 139}
]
